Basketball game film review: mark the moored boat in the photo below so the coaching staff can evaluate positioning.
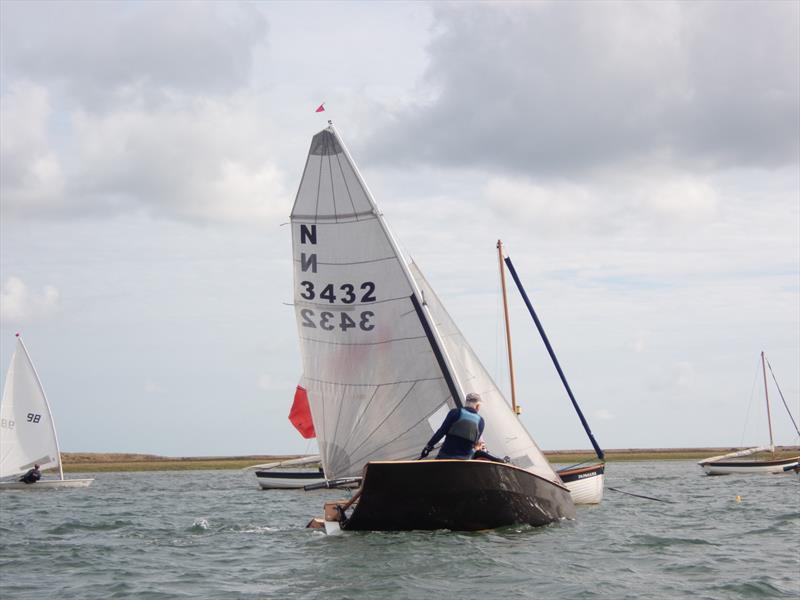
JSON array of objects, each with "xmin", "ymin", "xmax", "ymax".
[
  {"xmin": 698, "ymin": 352, "xmax": 800, "ymax": 476},
  {"xmin": 255, "ymin": 468, "xmax": 326, "ymax": 489},
  {"xmin": 557, "ymin": 463, "xmax": 605, "ymax": 505}
]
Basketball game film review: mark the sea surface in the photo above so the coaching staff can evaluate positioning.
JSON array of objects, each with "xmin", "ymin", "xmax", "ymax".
[{"xmin": 1, "ymin": 461, "xmax": 798, "ymax": 599}]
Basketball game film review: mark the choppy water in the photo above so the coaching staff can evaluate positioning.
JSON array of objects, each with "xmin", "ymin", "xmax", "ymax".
[{"xmin": 0, "ymin": 461, "xmax": 798, "ymax": 599}]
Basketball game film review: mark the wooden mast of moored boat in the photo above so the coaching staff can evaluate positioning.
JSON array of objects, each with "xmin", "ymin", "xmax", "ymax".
[{"xmin": 497, "ymin": 240, "xmax": 520, "ymax": 416}]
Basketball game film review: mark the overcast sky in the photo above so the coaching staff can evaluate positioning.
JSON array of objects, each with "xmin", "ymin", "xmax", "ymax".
[{"xmin": 1, "ymin": 1, "xmax": 798, "ymax": 457}]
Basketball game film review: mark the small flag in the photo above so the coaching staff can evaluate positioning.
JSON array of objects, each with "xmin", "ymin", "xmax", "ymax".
[
  {"xmin": 315, "ymin": 103, "xmax": 325, "ymax": 113},
  {"xmin": 289, "ymin": 385, "xmax": 316, "ymax": 439}
]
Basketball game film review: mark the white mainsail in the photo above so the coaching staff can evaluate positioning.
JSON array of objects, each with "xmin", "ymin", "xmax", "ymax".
[
  {"xmin": 0, "ymin": 337, "xmax": 62, "ymax": 480},
  {"xmin": 290, "ymin": 125, "xmax": 558, "ymax": 484}
]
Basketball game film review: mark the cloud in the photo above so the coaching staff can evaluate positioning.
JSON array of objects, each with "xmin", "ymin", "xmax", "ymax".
[
  {"xmin": 365, "ymin": 1, "xmax": 799, "ymax": 176},
  {"xmin": 0, "ymin": 90, "xmax": 292, "ymax": 223},
  {"xmin": 593, "ymin": 409, "xmax": 615, "ymax": 421},
  {"xmin": 0, "ymin": 277, "xmax": 60, "ymax": 323},
  {"xmin": 0, "ymin": 81, "xmax": 65, "ymax": 211},
  {"xmin": 0, "ymin": 1, "xmax": 267, "ymax": 109},
  {"xmin": 0, "ymin": 1, "xmax": 283, "ymax": 224},
  {"xmin": 484, "ymin": 171, "xmax": 720, "ymax": 238}
]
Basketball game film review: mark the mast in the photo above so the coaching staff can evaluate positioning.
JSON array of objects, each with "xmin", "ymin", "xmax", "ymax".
[
  {"xmin": 761, "ymin": 351, "xmax": 774, "ymax": 452},
  {"xmin": 497, "ymin": 241, "xmax": 520, "ymax": 415},
  {"xmin": 16, "ymin": 334, "xmax": 65, "ymax": 480},
  {"xmin": 503, "ymin": 256, "xmax": 605, "ymax": 461},
  {"xmin": 327, "ymin": 123, "xmax": 467, "ymax": 407}
]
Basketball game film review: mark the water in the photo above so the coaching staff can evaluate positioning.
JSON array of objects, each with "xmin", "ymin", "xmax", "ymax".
[{"xmin": 1, "ymin": 461, "xmax": 798, "ymax": 599}]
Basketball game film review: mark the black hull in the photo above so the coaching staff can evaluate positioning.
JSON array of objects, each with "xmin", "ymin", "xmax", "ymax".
[{"xmin": 342, "ymin": 460, "xmax": 575, "ymax": 532}]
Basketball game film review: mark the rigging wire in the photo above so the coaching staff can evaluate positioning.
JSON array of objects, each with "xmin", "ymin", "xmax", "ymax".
[{"xmin": 765, "ymin": 358, "xmax": 800, "ymax": 439}]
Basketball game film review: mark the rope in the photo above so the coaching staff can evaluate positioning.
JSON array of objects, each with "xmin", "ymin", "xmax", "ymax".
[{"xmin": 607, "ymin": 487, "xmax": 675, "ymax": 504}]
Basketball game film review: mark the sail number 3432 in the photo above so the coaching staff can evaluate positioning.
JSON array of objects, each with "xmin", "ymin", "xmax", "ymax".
[{"xmin": 299, "ymin": 280, "xmax": 377, "ymax": 332}]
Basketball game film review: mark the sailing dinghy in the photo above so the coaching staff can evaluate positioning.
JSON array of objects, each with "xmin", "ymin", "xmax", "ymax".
[
  {"xmin": 0, "ymin": 335, "xmax": 93, "ymax": 490},
  {"xmin": 698, "ymin": 352, "xmax": 800, "ymax": 475},
  {"xmin": 291, "ymin": 124, "xmax": 574, "ymax": 532}
]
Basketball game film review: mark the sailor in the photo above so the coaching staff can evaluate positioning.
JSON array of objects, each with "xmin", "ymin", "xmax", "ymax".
[
  {"xmin": 421, "ymin": 393, "xmax": 486, "ymax": 460},
  {"xmin": 19, "ymin": 464, "xmax": 41, "ymax": 484}
]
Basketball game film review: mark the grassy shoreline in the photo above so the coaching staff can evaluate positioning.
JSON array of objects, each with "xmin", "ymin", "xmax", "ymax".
[{"xmin": 60, "ymin": 447, "xmax": 800, "ymax": 473}]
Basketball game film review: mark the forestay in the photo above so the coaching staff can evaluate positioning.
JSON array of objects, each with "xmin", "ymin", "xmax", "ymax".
[
  {"xmin": 409, "ymin": 262, "xmax": 559, "ymax": 483},
  {"xmin": 0, "ymin": 337, "xmax": 61, "ymax": 480}
]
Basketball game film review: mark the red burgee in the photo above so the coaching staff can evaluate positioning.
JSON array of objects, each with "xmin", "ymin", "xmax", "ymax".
[
  {"xmin": 315, "ymin": 103, "xmax": 325, "ymax": 113},
  {"xmin": 289, "ymin": 385, "xmax": 316, "ymax": 438}
]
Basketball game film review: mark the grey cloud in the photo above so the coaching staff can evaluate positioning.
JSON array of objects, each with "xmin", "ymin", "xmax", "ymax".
[
  {"xmin": 364, "ymin": 1, "xmax": 799, "ymax": 176},
  {"xmin": 0, "ymin": 1, "xmax": 267, "ymax": 109}
]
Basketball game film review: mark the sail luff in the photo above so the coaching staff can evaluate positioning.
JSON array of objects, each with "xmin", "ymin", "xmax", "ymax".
[
  {"xmin": 16, "ymin": 336, "xmax": 64, "ymax": 480},
  {"xmin": 327, "ymin": 124, "xmax": 466, "ymax": 406}
]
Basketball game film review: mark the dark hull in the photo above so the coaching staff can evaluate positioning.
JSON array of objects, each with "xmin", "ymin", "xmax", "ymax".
[{"xmin": 342, "ymin": 460, "xmax": 575, "ymax": 532}]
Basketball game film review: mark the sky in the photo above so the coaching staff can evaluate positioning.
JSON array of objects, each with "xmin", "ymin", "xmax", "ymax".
[{"xmin": 1, "ymin": 1, "xmax": 798, "ymax": 457}]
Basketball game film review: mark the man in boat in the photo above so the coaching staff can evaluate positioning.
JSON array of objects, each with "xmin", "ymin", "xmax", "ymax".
[
  {"xmin": 19, "ymin": 464, "xmax": 41, "ymax": 484},
  {"xmin": 421, "ymin": 393, "xmax": 507, "ymax": 462}
]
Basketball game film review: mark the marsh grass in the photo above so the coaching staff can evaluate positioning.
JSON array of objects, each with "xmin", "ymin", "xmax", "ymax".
[{"xmin": 60, "ymin": 447, "xmax": 799, "ymax": 472}]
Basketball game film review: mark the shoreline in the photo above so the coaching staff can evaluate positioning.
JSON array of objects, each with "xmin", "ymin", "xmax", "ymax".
[{"xmin": 59, "ymin": 447, "xmax": 800, "ymax": 473}]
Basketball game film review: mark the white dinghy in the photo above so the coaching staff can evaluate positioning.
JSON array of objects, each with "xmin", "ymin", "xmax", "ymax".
[
  {"xmin": 0, "ymin": 335, "xmax": 93, "ymax": 490},
  {"xmin": 245, "ymin": 455, "xmax": 326, "ymax": 490}
]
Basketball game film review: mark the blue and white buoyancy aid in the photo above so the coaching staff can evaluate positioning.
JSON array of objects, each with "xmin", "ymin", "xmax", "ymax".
[{"xmin": 447, "ymin": 408, "xmax": 482, "ymax": 443}]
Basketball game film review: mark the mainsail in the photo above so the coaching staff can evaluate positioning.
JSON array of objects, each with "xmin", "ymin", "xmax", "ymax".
[
  {"xmin": 290, "ymin": 125, "xmax": 558, "ymax": 484},
  {"xmin": 0, "ymin": 337, "xmax": 62, "ymax": 480}
]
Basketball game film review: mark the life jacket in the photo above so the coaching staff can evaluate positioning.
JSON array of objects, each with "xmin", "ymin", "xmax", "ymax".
[{"xmin": 446, "ymin": 408, "xmax": 481, "ymax": 443}]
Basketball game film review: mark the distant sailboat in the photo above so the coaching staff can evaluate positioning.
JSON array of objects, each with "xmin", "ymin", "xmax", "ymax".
[
  {"xmin": 0, "ymin": 335, "xmax": 93, "ymax": 490},
  {"xmin": 291, "ymin": 124, "xmax": 574, "ymax": 532},
  {"xmin": 497, "ymin": 241, "xmax": 605, "ymax": 504},
  {"xmin": 698, "ymin": 352, "xmax": 800, "ymax": 475}
]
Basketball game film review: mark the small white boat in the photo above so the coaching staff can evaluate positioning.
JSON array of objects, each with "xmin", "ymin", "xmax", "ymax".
[
  {"xmin": 0, "ymin": 335, "xmax": 93, "ymax": 490},
  {"xmin": 558, "ymin": 463, "xmax": 605, "ymax": 504},
  {"xmin": 246, "ymin": 455, "xmax": 326, "ymax": 490},
  {"xmin": 699, "ymin": 352, "xmax": 800, "ymax": 476}
]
